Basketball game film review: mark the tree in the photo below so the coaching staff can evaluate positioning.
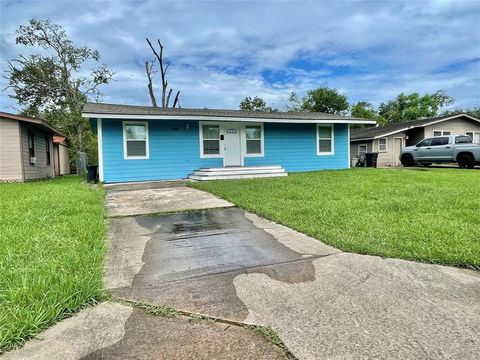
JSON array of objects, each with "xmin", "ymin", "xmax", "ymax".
[
  {"xmin": 5, "ymin": 19, "xmax": 114, "ymax": 167},
  {"xmin": 378, "ymin": 90, "xmax": 454, "ymax": 123},
  {"xmin": 285, "ymin": 92, "xmax": 303, "ymax": 112},
  {"xmin": 301, "ymin": 87, "xmax": 349, "ymax": 114},
  {"xmin": 350, "ymin": 101, "xmax": 386, "ymax": 125},
  {"xmin": 239, "ymin": 96, "xmax": 276, "ymax": 112},
  {"xmin": 145, "ymin": 38, "xmax": 180, "ymax": 108},
  {"xmin": 441, "ymin": 107, "xmax": 480, "ymax": 118}
]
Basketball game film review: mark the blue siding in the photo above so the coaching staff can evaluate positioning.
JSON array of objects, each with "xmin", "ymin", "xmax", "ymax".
[
  {"xmin": 102, "ymin": 119, "xmax": 222, "ymax": 183},
  {"xmin": 244, "ymin": 123, "xmax": 349, "ymax": 171},
  {"xmin": 101, "ymin": 119, "xmax": 349, "ymax": 183}
]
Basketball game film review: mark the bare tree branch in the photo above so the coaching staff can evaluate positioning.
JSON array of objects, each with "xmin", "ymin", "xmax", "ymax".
[
  {"xmin": 144, "ymin": 60, "xmax": 157, "ymax": 107},
  {"xmin": 145, "ymin": 37, "xmax": 180, "ymax": 107},
  {"xmin": 165, "ymin": 88, "xmax": 173, "ymax": 108},
  {"xmin": 172, "ymin": 91, "xmax": 180, "ymax": 108}
]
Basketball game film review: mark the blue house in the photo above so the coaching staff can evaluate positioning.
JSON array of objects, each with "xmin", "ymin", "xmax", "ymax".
[{"xmin": 82, "ymin": 103, "xmax": 375, "ymax": 183}]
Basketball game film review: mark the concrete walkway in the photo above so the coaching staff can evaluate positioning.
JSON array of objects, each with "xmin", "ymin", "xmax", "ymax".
[{"xmin": 7, "ymin": 184, "xmax": 480, "ymax": 359}]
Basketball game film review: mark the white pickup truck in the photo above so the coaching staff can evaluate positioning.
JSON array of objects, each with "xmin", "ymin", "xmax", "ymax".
[{"xmin": 400, "ymin": 135, "xmax": 480, "ymax": 169}]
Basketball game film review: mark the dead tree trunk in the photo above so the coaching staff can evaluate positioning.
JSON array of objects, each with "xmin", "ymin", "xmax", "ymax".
[
  {"xmin": 145, "ymin": 37, "xmax": 180, "ymax": 108},
  {"xmin": 144, "ymin": 61, "xmax": 157, "ymax": 107}
]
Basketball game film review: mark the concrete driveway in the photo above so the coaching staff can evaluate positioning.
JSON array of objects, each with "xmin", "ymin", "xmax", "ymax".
[{"xmin": 105, "ymin": 185, "xmax": 480, "ymax": 359}]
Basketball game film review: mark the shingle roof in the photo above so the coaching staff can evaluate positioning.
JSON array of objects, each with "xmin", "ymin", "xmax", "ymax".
[
  {"xmin": 82, "ymin": 102, "xmax": 373, "ymax": 123},
  {"xmin": 351, "ymin": 113, "xmax": 480, "ymax": 140},
  {"xmin": 0, "ymin": 111, "xmax": 66, "ymax": 137}
]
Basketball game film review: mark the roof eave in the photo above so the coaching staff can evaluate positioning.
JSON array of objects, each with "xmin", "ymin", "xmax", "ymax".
[{"xmin": 81, "ymin": 112, "xmax": 376, "ymax": 124}]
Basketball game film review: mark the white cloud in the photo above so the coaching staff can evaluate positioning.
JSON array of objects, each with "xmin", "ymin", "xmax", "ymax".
[{"xmin": 1, "ymin": 0, "xmax": 479, "ymax": 112}]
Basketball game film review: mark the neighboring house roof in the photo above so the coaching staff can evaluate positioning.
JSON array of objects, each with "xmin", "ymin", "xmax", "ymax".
[
  {"xmin": 82, "ymin": 102, "xmax": 376, "ymax": 124},
  {"xmin": 0, "ymin": 111, "xmax": 66, "ymax": 137},
  {"xmin": 351, "ymin": 113, "xmax": 480, "ymax": 140}
]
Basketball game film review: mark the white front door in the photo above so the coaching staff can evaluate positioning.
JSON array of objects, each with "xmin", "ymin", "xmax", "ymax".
[
  {"xmin": 474, "ymin": 132, "xmax": 480, "ymax": 144},
  {"xmin": 223, "ymin": 125, "xmax": 242, "ymax": 166}
]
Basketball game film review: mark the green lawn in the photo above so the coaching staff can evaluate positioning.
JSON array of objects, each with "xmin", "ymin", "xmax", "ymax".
[
  {"xmin": 192, "ymin": 168, "xmax": 480, "ymax": 269},
  {"xmin": 0, "ymin": 177, "xmax": 106, "ymax": 352}
]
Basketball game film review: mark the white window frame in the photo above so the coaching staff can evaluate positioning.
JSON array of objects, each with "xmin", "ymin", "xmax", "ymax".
[
  {"xmin": 123, "ymin": 121, "xmax": 149, "ymax": 160},
  {"xmin": 433, "ymin": 130, "xmax": 451, "ymax": 137},
  {"xmin": 244, "ymin": 123, "xmax": 264, "ymax": 157},
  {"xmin": 378, "ymin": 137, "xmax": 387, "ymax": 152},
  {"xmin": 199, "ymin": 122, "xmax": 223, "ymax": 158},
  {"xmin": 358, "ymin": 144, "xmax": 368, "ymax": 156},
  {"xmin": 316, "ymin": 124, "xmax": 334, "ymax": 155}
]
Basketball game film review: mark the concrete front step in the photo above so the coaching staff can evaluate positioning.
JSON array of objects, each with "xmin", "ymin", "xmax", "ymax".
[
  {"xmin": 198, "ymin": 165, "xmax": 283, "ymax": 172},
  {"xmin": 193, "ymin": 168, "xmax": 286, "ymax": 176},
  {"xmin": 189, "ymin": 172, "xmax": 288, "ymax": 181}
]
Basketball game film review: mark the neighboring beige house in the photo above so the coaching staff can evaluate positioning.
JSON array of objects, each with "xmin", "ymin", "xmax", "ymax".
[
  {"xmin": 0, "ymin": 112, "xmax": 70, "ymax": 181},
  {"xmin": 350, "ymin": 113, "xmax": 480, "ymax": 167}
]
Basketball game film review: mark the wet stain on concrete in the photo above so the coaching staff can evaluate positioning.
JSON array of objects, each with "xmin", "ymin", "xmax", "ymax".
[
  {"xmin": 82, "ymin": 308, "xmax": 284, "ymax": 360},
  {"xmin": 111, "ymin": 207, "xmax": 319, "ymax": 322}
]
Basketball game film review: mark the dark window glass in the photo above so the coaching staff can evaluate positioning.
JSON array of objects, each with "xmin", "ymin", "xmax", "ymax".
[
  {"xmin": 432, "ymin": 137, "xmax": 449, "ymax": 146},
  {"xmin": 455, "ymin": 136, "xmax": 472, "ymax": 144},
  {"xmin": 126, "ymin": 141, "xmax": 147, "ymax": 157},
  {"xmin": 203, "ymin": 140, "xmax": 220, "ymax": 154},
  {"xmin": 418, "ymin": 138, "xmax": 434, "ymax": 147},
  {"xmin": 28, "ymin": 130, "xmax": 35, "ymax": 164},
  {"xmin": 45, "ymin": 137, "xmax": 51, "ymax": 165}
]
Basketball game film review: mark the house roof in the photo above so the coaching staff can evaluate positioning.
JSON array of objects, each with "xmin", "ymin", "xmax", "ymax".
[
  {"xmin": 82, "ymin": 102, "xmax": 376, "ymax": 124},
  {"xmin": 351, "ymin": 113, "xmax": 480, "ymax": 140},
  {"xmin": 0, "ymin": 111, "xmax": 66, "ymax": 137}
]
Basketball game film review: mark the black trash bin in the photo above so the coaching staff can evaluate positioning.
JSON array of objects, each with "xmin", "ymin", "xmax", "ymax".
[
  {"xmin": 365, "ymin": 152, "xmax": 379, "ymax": 168},
  {"xmin": 87, "ymin": 165, "xmax": 98, "ymax": 183}
]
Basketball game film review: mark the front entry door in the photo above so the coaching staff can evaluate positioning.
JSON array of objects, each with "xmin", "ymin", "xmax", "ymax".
[
  {"xmin": 224, "ymin": 125, "xmax": 242, "ymax": 166},
  {"xmin": 393, "ymin": 138, "xmax": 403, "ymax": 166}
]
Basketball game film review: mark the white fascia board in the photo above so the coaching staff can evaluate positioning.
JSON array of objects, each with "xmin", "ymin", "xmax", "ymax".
[
  {"xmin": 373, "ymin": 128, "xmax": 410, "ymax": 138},
  {"xmin": 421, "ymin": 114, "xmax": 480, "ymax": 127},
  {"xmin": 82, "ymin": 113, "xmax": 377, "ymax": 125}
]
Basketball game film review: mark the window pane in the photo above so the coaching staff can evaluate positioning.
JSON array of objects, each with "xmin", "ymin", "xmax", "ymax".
[
  {"xmin": 203, "ymin": 140, "xmax": 220, "ymax": 154},
  {"xmin": 246, "ymin": 126, "xmax": 261, "ymax": 139},
  {"xmin": 432, "ymin": 137, "xmax": 449, "ymax": 146},
  {"xmin": 318, "ymin": 126, "xmax": 332, "ymax": 139},
  {"xmin": 443, "ymin": 131, "xmax": 451, "ymax": 135},
  {"xmin": 319, "ymin": 139, "xmax": 332, "ymax": 152},
  {"xmin": 247, "ymin": 140, "xmax": 261, "ymax": 154},
  {"xmin": 126, "ymin": 141, "xmax": 146, "ymax": 157},
  {"xmin": 126, "ymin": 125, "xmax": 146, "ymax": 140},
  {"xmin": 433, "ymin": 131, "xmax": 442, "ymax": 137},
  {"xmin": 202, "ymin": 125, "xmax": 219, "ymax": 139}
]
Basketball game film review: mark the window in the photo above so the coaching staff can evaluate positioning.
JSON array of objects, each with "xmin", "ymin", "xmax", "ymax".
[
  {"xmin": 417, "ymin": 138, "xmax": 434, "ymax": 147},
  {"xmin": 431, "ymin": 137, "xmax": 449, "ymax": 146},
  {"xmin": 45, "ymin": 137, "xmax": 51, "ymax": 166},
  {"xmin": 378, "ymin": 138, "xmax": 387, "ymax": 152},
  {"xmin": 455, "ymin": 135, "xmax": 472, "ymax": 144},
  {"xmin": 245, "ymin": 125, "xmax": 262, "ymax": 155},
  {"xmin": 123, "ymin": 122, "xmax": 148, "ymax": 159},
  {"xmin": 465, "ymin": 132, "xmax": 474, "ymax": 140},
  {"xmin": 358, "ymin": 144, "xmax": 367, "ymax": 156},
  {"xmin": 28, "ymin": 130, "xmax": 35, "ymax": 164},
  {"xmin": 317, "ymin": 125, "xmax": 334, "ymax": 155},
  {"xmin": 433, "ymin": 130, "xmax": 451, "ymax": 136},
  {"xmin": 201, "ymin": 124, "xmax": 220, "ymax": 156}
]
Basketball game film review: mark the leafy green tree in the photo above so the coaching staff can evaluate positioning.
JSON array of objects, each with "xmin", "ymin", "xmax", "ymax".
[
  {"xmin": 5, "ymin": 19, "xmax": 114, "ymax": 168},
  {"xmin": 350, "ymin": 101, "xmax": 386, "ymax": 126},
  {"xmin": 378, "ymin": 90, "xmax": 454, "ymax": 123},
  {"xmin": 239, "ymin": 96, "xmax": 276, "ymax": 112},
  {"xmin": 300, "ymin": 87, "xmax": 349, "ymax": 114},
  {"xmin": 441, "ymin": 107, "xmax": 480, "ymax": 118}
]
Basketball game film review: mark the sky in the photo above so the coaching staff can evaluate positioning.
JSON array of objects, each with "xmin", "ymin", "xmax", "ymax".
[{"xmin": 1, "ymin": 0, "xmax": 479, "ymax": 113}]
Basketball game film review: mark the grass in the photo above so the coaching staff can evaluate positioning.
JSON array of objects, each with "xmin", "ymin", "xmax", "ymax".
[
  {"xmin": 0, "ymin": 176, "xmax": 106, "ymax": 352},
  {"xmin": 192, "ymin": 168, "xmax": 480, "ymax": 269}
]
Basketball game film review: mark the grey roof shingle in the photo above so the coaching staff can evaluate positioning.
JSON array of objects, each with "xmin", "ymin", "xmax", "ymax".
[
  {"xmin": 351, "ymin": 113, "xmax": 479, "ymax": 140},
  {"xmin": 82, "ymin": 102, "xmax": 370, "ymax": 122}
]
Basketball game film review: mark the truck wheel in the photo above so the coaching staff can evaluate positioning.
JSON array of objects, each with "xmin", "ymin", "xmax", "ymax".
[
  {"xmin": 401, "ymin": 154, "xmax": 414, "ymax": 167},
  {"xmin": 458, "ymin": 154, "xmax": 475, "ymax": 169}
]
